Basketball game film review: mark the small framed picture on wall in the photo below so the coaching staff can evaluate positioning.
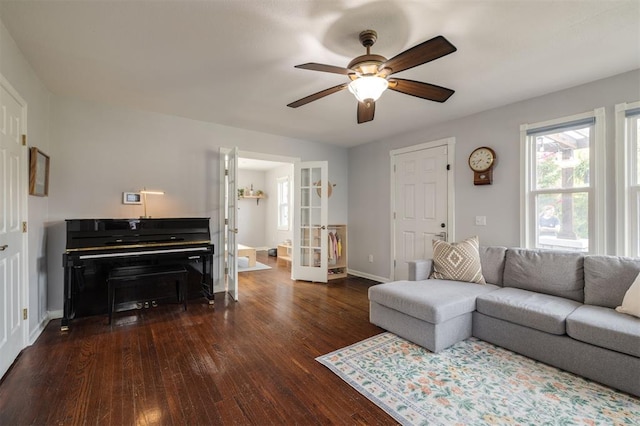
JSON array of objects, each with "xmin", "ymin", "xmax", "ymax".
[{"xmin": 29, "ymin": 147, "xmax": 50, "ymax": 196}]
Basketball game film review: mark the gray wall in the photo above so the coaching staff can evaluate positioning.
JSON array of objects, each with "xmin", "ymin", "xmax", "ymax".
[
  {"xmin": 237, "ymin": 169, "xmax": 267, "ymax": 248},
  {"xmin": 347, "ymin": 69, "xmax": 640, "ymax": 282},
  {"xmin": 46, "ymin": 96, "xmax": 349, "ymax": 311}
]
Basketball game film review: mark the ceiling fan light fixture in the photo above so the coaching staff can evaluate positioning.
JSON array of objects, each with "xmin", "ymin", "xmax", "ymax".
[{"xmin": 348, "ymin": 76, "xmax": 388, "ymax": 103}]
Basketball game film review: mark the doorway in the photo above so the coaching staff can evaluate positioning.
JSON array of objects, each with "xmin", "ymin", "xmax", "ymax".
[
  {"xmin": 219, "ymin": 149, "xmax": 298, "ymax": 300},
  {"xmin": 236, "ymin": 156, "xmax": 294, "ymax": 257},
  {"xmin": 390, "ymin": 138, "xmax": 455, "ymax": 281}
]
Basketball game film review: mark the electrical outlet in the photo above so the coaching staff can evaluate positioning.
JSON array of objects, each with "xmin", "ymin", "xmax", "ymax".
[
  {"xmin": 475, "ymin": 216, "xmax": 487, "ymax": 226},
  {"xmin": 368, "ymin": 254, "xmax": 374, "ymax": 263}
]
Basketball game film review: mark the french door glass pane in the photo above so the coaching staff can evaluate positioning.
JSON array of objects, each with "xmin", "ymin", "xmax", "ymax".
[
  {"xmin": 301, "ymin": 168, "xmax": 310, "ymax": 187},
  {"xmin": 301, "ymin": 207, "xmax": 309, "ymax": 226},
  {"xmin": 301, "ymin": 187, "xmax": 310, "ymax": 207}
]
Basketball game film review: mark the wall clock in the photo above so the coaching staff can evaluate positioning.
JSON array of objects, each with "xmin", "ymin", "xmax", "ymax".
[{"xmin": 468, "ymin": 146, "xmax": 496, "ymax": 185}]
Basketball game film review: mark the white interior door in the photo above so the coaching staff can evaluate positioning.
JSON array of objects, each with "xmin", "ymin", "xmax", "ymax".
[
  {"xmin": 0, "ymin": 77, "xmax": 27, "ymax": 379},
  {"xmin": 225, "ymin": 147, "xmax": 238, "ymax": 301},
  {"xmin": 392, "ymin": 143, "xmax": 450, "ymax": 281},
  {"xmin": 292, "ymin": 161, "xmax": 328, "ymax": 282}
]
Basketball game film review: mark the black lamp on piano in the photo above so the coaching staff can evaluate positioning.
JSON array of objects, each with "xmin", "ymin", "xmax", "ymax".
[{"xmin": 140, "ymin": 188, "xmax": 164, "ymax": 218}]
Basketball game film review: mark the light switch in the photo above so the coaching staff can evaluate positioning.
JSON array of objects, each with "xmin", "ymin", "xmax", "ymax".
[{"xmin": 475, "ymin": 216, "xmax": 487, "ymax": 226}]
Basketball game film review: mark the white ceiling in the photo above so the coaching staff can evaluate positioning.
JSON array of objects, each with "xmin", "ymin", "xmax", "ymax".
[{"xmin": 1, "ymin": 1, "xmax": 638, "ymax": 148}]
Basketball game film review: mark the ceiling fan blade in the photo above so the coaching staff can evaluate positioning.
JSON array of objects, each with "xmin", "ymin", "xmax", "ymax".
[
  {"xmin": 294, "ymin": 63, "xmax": 354, "ymax": 75},
  {"xmin": 388, "ymin": 78, "xmax": 455, "ymax": 103},
  {"xmin": 357, "ymin": 100, "xmax": 375, "ymax": 124},
  {"xmin": 287, "ymin": 83, "xmax": 349, "ymax": 108},
  {"xmin": 381, "ymin": 35, "xmax": 456, "ymax": 75}
]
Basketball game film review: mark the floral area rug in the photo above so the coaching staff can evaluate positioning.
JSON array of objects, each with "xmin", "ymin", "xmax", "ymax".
[{"xmin": 316, "ymin": 333, "xmax": 639, "ymax": 425}]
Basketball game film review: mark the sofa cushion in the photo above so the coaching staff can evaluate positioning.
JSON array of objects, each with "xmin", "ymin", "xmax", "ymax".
[
  {"xmin": 476, "ymin": 287, "xmax": 581, "ymax": 335},
  {"xmin": 368, "ymin": 280, "xmax": 499, "ymax": 324},
  {"xmin": 584, "ymin": 255, "xmax": 640, "ymax": 308},
  {"xmin": 479, "ymin": 246, "xmax": 507, "ymax": 286},
  {"xmin": 430, "ymin": 236, "xmax": 486, "ymax": 284},
  {"xmin": 616, "ymin": 272, "xmax": 640, "ymax": 318},
  {"xmin": 503, "ymin": 248, "xmax": 584, "ymax": 302},
  {"xmin": 567, "ymin": 305, "xmax": 640, "ymax": 358}
]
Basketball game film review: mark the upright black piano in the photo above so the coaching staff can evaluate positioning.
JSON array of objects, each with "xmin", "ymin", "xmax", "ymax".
[{"xmin": 62, "ymin": 217, "xmax": 214, "ymax": 330}]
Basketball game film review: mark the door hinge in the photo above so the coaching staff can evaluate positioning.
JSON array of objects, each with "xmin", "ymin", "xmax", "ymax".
[
  {"xmin": 446, "ymin": 164, "xmax": 451, "ymax": 171},
  {"xmin": 225, "ymin": 169, "xmax": 229, "ymax": 176},
  {"xmin": 22, "ymin": 135, "xmax": 27, "ymax": 146},
  {"xmin": 23, "ymin": 308, "xmax": 28, "ymax": 320},
  {"xmin": 22, "ymin": 222, "xmax": 27, "ymax": 233},
  {"xmin": 393, "ymin": 212, "xmax": 396, "ymax": 220},
  {"xmin": 224, "ymin": 218, "xmax": 228, "ymax": 225},
  {"xmin": 224, "ymin": 267, "xmax": 229, "ymax": 275},
  {"xmin": 394, "ymin": 259, "xmax": 396, "ymax": 267}
]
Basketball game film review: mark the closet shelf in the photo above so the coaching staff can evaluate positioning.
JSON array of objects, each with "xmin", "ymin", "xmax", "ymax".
[{"xmin": 327, "ymin": 224, "xmax": 347, "ymax": 280}]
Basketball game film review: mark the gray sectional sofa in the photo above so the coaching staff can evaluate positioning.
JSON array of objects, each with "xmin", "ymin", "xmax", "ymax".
[{"xmin": 368, "ymin": 247, "xmax": 640, "ymax": 397}]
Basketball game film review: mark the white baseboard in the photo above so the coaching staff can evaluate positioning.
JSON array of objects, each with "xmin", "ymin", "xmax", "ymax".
[
  {"xmin": 48, "ymin": 309, "xmax": 63, "ymax": 319},
  {"xmin": 28, "ymin": 319, "xmax": 46, "ymax": 345},
  {"xmin": 347, "ymin": 269, "xmax": 390, "ymax": 283},
  {"xmin": 28, "ymin": 310, "xmax": 61, "ymax": 345}
]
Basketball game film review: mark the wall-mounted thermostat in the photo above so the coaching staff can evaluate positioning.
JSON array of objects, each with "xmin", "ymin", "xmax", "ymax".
[{"xmin": 122, "ymin": 192, "xmax": 142, "ymax": 204}]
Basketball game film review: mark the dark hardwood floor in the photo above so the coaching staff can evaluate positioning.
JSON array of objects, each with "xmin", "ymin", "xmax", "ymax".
[{"xmin": 0, "ymin": 252, "xmax": 395, "ymax": 425}]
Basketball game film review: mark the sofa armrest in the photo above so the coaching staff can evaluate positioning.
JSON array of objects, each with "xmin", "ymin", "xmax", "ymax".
[{"xmin": 408, "ymin": 259, "xmax": 433, "ymax": 281}]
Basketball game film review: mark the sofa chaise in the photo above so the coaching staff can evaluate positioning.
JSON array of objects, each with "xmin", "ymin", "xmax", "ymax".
[{"xmin": 368, "ymin": 246, "xmax": 640, "ymax": 397}]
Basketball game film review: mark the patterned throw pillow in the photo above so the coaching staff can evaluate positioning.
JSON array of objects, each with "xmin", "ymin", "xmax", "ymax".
[{"xmin": 430, "ymin": 236, "xmax": 486, "ymax": 284}]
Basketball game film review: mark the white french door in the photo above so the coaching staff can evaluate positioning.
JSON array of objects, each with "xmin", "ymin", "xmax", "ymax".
[
  {"xmin": 223, "ymin": 147, "xmax": 239, "ymax": 301},
  {"xmin": 0, "ymin": 76, "xmax": 27, "ymax": 379},
  {"xmin": 391, "ymin": 140, "xmax": 453, "ymax": 281},
  {"xmin": 292, "ymin": 161, "xmax": 328, "ymax": 282}
]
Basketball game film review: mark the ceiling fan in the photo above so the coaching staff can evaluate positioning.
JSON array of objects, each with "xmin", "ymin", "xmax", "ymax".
[{"xmin": 287, "ymin": 30, "xmax": 457, "ymax": 124}]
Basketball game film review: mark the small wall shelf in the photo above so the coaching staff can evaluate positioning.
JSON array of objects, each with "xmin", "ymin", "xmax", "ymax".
[{"xmin": 239, "ymin": 194, "xmax": 266, "ymax": 205}]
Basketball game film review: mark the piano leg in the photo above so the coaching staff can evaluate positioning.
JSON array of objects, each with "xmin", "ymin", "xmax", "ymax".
[
  {"xmin": 61, "ymin": 264, "xmax": 72, "ymax": 331},
  {"xmin": 61, "ymin": 261, "xmax": 83, "ymax": 331},
  {"xmin": 201, "ymin": 253, "xmax": 215, "ymax": 304}
]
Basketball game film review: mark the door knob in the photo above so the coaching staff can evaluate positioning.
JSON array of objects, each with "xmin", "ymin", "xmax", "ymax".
[
  {"xmin": 0, "ymin": 245, "xmax": 7, "ymax": 251},
  {"xmin": 434, "ymin": 232, "xmax": 447, "ymax": 241}
]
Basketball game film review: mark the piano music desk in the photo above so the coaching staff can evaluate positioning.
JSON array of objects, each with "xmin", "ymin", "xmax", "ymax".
[{"xmin": 107, "ymin": 264, "xmax": 188, "ymax": 324}]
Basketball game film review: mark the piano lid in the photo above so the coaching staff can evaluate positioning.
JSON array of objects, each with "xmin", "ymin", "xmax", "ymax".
[{"xmin": 65, "ymin": 217, "xmax": 211, "ymax": 252}]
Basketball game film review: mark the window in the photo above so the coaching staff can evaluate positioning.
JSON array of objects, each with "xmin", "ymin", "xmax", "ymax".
[
  {"xmin": 520, "ymin": 108, "xmax": 605, "ymax": 253},
  {"xmin": 616, "ymin": 101, "xmax": 640, "ymax": 256},
  {"xmin": 277, "ymin": 176, "xmax": 290, "ymax": 230}
]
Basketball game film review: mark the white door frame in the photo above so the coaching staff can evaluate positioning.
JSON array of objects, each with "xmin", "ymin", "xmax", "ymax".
[
  {"xmin": 0, "ymin": 73, "xmax": 29, "ymax": 377},
  {"xmin": 389, "ymin": 138, "xmax": 456, "ymax": 281}
]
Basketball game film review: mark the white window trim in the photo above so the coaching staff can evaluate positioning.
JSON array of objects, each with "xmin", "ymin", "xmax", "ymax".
[
  {"xmin": 615, "ymin": 101, "xmax": 640, "ymax": 256},
  {"xmin": 520, "ymin": 107, "xmax": 605, "ymax": 253}
]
